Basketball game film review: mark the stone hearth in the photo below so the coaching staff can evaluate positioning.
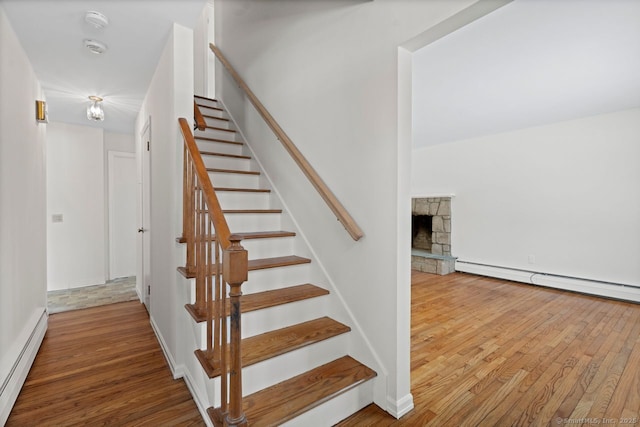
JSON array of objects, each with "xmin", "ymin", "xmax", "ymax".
[{"xmin": 411, "ymin": 197, "xmax": 456, "ymax": 275}]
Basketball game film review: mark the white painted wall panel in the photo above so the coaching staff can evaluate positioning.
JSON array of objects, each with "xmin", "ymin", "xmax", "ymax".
[
  {"xmin": 0, "ymin": 5, "xmax": 47, "ymax": 422},
  {"xmin": 46, "ymin": 122, "xmax": 105, "ymax": 290}
]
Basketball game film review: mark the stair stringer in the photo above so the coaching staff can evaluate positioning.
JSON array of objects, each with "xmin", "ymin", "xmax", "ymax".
[{"xmin": 219, "ymin": 99, "xmax": 390, "ymax": 414}]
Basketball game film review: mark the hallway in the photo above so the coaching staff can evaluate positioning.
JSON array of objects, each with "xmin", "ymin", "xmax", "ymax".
[{"xmin": 7, "ymin": 301, "xmax": 204, "ymax": 426}]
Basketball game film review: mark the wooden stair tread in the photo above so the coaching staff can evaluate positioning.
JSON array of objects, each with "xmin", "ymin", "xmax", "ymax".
[
  {"xmin": 194, "ymin": 95, "xmax": 218, "ymax": 102},
  {"xmin": 214, "ymin": 187, "xmax": 270, "ymax": 193},
  {"xmin": 223, "ymin": 209, "xmax": 282, "ymax": 214},
  {"xmin": 204, "ymin": 125, "xmax": 236, "ymax": 133},
  {"xmin": 202, "ymin": 115, "xmax": 230, "ymax": 122},
  {"xmin": 195, "ymin": 136, "xmax": 242, "ymax": 145},
  {"xmin": 207, "ymin": 168, "xmax": 259, "ymax": 175},
  {"xmin": 196, "ymin": 317, "xmax": 350, "ymax": 378},
  {"xmin": 243, "ymin": 317, "xmax": 349, "ymax": 367},
  {"xmin": 197, "ymin": 104, "xmax": 223, "ymax": 112},
  {"xmin": 176, "ymin": 230, "xmax": 295, "ymax": 244},
  {"xmin": 208, "ymin": 356, "xmax": 376, "ymax": 426},
  {"xmin": 185, "ymin": 283, "xmax": 328, "ymax": 323},
  {"xmin": 177, "ymin": 255, "xmax": 310, "ymax": 279},
  {"xmin": 199, "ymin": 151, "xmax": 250, "ymax": 159}
]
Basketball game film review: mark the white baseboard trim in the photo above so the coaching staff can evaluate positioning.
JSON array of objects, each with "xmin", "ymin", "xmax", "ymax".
[
  {"xmin": 0, "ymin": 308, "xmax": 48, "ymax": 425},
  {"xmin": 181, "ymin": 365, "xmax": 212, "ymax": 427},
  {"xmin": 456, "ymin": 261, "xmax": 640, "ymax": 303},
  {"xmin": 386, "ymin": 393, "xmax": 414, "ymax": 419},
  {"xmin": 149, "ymin": 315, "xmax": 183, "ymax": 379}
]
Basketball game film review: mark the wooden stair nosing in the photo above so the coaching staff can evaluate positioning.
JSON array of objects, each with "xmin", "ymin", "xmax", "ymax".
[
  {"xmin": 196, "ymin": 317, "xmax": 350, "ymax": 379},
  {"xmin": 202, "ymin": 115, "xmax": 230, "ymax": 122},
  {"xmin": 184, "ymin": 283, "xmax": 329, "ymax": 323},
  {"xmin": 223, "ymin": 209, "xmax": 283, "ymax": 214},
  {"xmin": 207, "ymin": 168, "xmax": 260, "ymax": 176},
  {"xmin": 207, "ymin": 356, "xmax": 376, "ymax": 426},
  {"xmin": 195, "ymin": 135, "xmax": 243, "ymax": 145},
  {"xmin": 197, "ymin": 104, "xmax": 224, "ymax": 112},
  {"xmin": 176, "ymin": 230, "xmax": 295, "ymax": 244},
  {"xmin": 194, "ymin": 95, "xmax": 218, "ymax": 102},
  {"xmin": 214, "ymin": 187, "xmax": 270, "ymax": 193},
  {"xmin": 177, "ymin": 255, "xmax": 310, "ymax": 279},
  {"xmin": 199, "ymin": 151, "xmax": 250, "ymax": 159},
  {"xmin": 204, "ymin": 125, "xmax": 236, "ymax": 133}
]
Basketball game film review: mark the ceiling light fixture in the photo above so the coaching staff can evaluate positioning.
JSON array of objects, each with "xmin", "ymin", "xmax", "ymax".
[
  {"xmin": 87, "ymin": 96, "xmax": 104, "ymax": 121},
  {"xmin": 83, "ymin": 39, "xmax": 107, "ymax": 54},
  {"xmin": 85, "ymin": 11, "xmax": 109, "ymax": 29}
]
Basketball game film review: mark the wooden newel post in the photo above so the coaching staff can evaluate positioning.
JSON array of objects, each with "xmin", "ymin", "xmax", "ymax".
[{"xmin": 223, "ymin": 234, "xmax": 248, "ymax": 427}]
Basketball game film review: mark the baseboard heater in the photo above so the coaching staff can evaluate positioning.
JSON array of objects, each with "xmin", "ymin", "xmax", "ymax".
[{"xmin": 455, "ymin": 260, "xmax": 640, "ymax": 303}]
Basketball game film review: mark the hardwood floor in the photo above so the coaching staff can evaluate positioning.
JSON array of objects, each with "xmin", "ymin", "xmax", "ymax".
[
  {"xmin": 7, "ymin": 301, "xmax": 204, "ymax": 426},
  {"xmin": 338, "ymin": 271, "xmax": 640, "ymax": 426}
]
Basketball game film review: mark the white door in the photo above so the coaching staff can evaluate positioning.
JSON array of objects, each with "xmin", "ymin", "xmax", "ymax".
[
  {"xmin": 139, "ymin": 120, "xmax": 152, "ymax": 311},
  {"xmin": 108, "ymin": 151, "xmax": 137, "ymax": 280}
]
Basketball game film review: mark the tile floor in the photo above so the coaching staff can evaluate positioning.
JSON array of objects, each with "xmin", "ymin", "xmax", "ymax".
[{"xmin": 47, "ymin": 276, "xmax": 139, "ymax": 314}]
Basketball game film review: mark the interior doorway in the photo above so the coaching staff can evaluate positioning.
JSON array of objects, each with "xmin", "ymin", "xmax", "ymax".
[{"xmin": 138, "ymin": 119, "xmax": 152, "ymax": 311}]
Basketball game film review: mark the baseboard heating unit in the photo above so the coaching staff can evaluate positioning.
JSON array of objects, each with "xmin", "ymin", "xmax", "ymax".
[{"xmin": 455, "ymin": 261, "xmax": 640, "ymax": 303}]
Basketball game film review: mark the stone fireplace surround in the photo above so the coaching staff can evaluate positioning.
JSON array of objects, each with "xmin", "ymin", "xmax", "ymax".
[{"xmin": 411, "ymin": 196, "xmax": 456, "ymax": 275}]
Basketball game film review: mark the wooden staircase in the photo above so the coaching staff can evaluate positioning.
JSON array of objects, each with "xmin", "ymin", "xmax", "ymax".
[{"xmin": 179, "ymin": 95, "xmax": 376, "ymax": 426}]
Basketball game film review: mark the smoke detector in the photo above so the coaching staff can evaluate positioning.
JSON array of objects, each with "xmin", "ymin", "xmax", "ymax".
[
  {"xmin": 85, "ymin": 11, "xmax": 109, "ymax": 29},
  {"xmin": 84, "ymin": 39, "xmax": 108, "ymax": 54}
]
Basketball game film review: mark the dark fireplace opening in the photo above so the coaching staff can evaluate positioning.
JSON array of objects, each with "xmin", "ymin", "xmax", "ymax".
[{"xmin": 412, "ymin": 214, "xmax": 433, "ymax": 251}]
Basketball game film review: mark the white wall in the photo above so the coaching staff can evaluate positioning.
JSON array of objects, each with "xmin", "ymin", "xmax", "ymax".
[
  {"xmin": 215, "ymin": 0, "xmax": 476, "ymax": 415},
  {"xmin": 193, "ymin": 1, "xmax": 215, "ymax": 98},
  {"xmin": 0, "ymin": 4, "xmax": 48, "ymax": 423},
  {"xmin": 135, "ymin": 23, "xmax": 193, "ymax": 373},
  {"xmin": 411, "ymin": 108, "xmax": 640, "ymax": 287},
  {"xmin": 46, "ymin": 122, "xmax": 106, "ymax": 290}
]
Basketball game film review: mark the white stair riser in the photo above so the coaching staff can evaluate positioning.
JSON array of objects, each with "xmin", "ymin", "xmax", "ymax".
[
  {"xmin": 196, "ymin": 98, "xmax": 220, "ymax": 108},
  {"xmin": 282, "ymin": 379, "xmax": 375, "ymax": 427},
  {"xmin": 242, "ymin": 296, "xmax": 330, "ymax": 338},
  {"xmin": 241, "ymin": 334, "xmax": 350, "ymax": 396},
  {"xmin": 209, "ymin": 172, "xmax": 260, "ymax": 188},
  {"xmin": 242, "ymin": 264, "xmax": 312, "ymax": 294},
  {"xmin": 223, "ymin": 212, "xmax": 281, "ymax": 231},
  {"xmin": 196, "ymin": 140, "xmax": 244, "ymax": 156},
  {"xmin": 203, "ymin": 116, "xmax": 233, "ymax": 130},
  {"xmin": 198, "ymin": 128, "xmax": 240, "ymax": 141},
  {"xmin": 236, "ymin": 236, "xmax": 295, "ymax": 259},
  {"xmin": 201, "ymin": 156, "xmax": 251, "ymax": 171},
  {"xmin": 184, "ymin": 262, "xmax": 313, "ymax": 305},
  {"xmin": 198, "ymin": 107, "xmax": 226, "ymax": 119},
  {"xmin": 193, "ymin": 295, "xmax": 330, "ymax": 349},
  {"xmin": 217, "ymin": 192, "xmax": 271, "ymax": 210}
]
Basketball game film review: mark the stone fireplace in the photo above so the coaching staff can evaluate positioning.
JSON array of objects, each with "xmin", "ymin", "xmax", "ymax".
[{"xmin": 411, "ymin": 197, "xmax": 456, "ymax": 275}]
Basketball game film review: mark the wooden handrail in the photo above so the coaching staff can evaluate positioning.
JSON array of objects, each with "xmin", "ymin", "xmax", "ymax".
[
  {"xmin": 194, "ymin": 101, "xmax": 207, "ymax": 131},
  {"xmin": 210, "ymin": 43, "xmax": 364, "ymax": 241},
  {"xmin": 179, "ymin": 118, "xmax": 231, "ymax": 249}
]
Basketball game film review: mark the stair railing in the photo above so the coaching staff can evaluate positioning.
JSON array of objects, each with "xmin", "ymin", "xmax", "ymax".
[
  {"xmin": 210, "ymin": 43, "xmax": 364, "ymax": 242},
  {"xmin": 179, "ymin": 116, "xmax": 248, "ymax": 427}
]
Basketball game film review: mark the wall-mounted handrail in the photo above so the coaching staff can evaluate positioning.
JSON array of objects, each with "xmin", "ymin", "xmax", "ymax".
[
  {"xmin": 194, "ymin": 101, "xmax": 207, "ymax": 131},
  {"xmin": 210, "ymin": 43, "xmax": 364, "ymax": 241},
  {"xmin": 179, "ymin": 117, "xmax": 247, "ymax": 426}
]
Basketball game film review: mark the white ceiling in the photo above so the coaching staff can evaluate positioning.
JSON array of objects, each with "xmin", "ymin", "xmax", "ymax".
[
  {"xmin": 412, "ymin": 0, "xmax": 640, "ymax": 149},
  {"xmin": 1, "ymin": 0, "xmax": 207, "ymax": 134}
]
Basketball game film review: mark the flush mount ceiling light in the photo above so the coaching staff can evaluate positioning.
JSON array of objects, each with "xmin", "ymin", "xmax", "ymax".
[
  {"xmin": 87, "ymin": 96, "xmax": 104, "ymax": 121},
  {"xmin": 85, "ymin": 11, "xmax": 109, "ymax": 29},
  {"xmin": 84, "ymin": 39, "xmax": 107, "ymax": 54}
]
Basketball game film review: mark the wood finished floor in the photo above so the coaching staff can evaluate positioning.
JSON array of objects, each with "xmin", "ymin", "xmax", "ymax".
[
  {"xmin": 7, "ymin": 301, "xmax": 205, "ymax": 427},
  {"xmin": 338, "ymin": 271, "xmax": 640, "ymax": 426}
]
